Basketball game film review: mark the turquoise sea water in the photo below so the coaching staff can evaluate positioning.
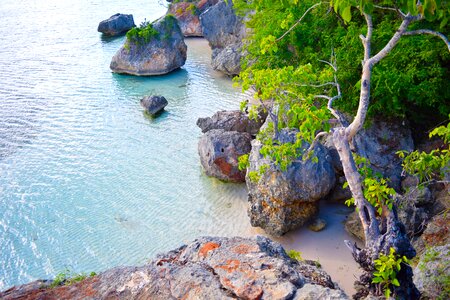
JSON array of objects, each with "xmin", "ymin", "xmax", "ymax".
[{"xmin": 0, "ymin": 0, "xmax": 254, "ymax": 289}]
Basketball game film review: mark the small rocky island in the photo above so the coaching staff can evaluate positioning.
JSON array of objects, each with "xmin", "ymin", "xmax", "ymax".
[{"xmin": 110, "ymin": 15, "xmax": 187, "ymax": 76}]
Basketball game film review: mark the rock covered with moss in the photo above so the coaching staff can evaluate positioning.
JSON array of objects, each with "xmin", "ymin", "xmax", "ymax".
[
  {"xmin": 110, "ymin": 16, "xmax": 187, "ymax": 76},
  {"xmin": 167, "ymin": 0, "xmax": 220, "ymax": 37},
  {"xmin": 98, "ymin": 13, "xmax": 135, "ymax": 36},
  {"xmin": 0, "ymin": 236, "xmax": 348, "ymax": 299},
  {"xmin": 247, "ymin": 129, "xmax": 336, "ymax": 236}
]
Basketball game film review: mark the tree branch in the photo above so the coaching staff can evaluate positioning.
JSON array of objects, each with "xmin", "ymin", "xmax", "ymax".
[
  {"xmin": 276, "ymin": 2, "xmax": 325, "ymax": 42},
  {"xmin": 403, "ymin": 29, "xmax": 450, "ymax": 52},
  {"xmin": 302, "ymin": 131, "xmax": 328, "ymax": 160}
]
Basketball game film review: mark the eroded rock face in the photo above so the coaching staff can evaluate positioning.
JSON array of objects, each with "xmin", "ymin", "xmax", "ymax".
[
  {"xmin": 198, "ymin": 129, "xmax": 252, "ymax": 182},
  {"xmin": 200, "ymin": 0, "xmax": 246, "ymax": 75},
  {"xmin": 247, "ymin": 130, "xmax": 336, "ymax": 236},
  {"xmin": 110, "ymin": 16, "xmax": 187, "ymax": 76},
  {"xmin": 168, "ymin": 0, "xmax": 220, "ymax": 36},
  {"xmin": 197, "ymin": 110, "xmax": 265, "ymax": 136},
  {"xmin": 0, "ymin": 236, "xmax": 348, "ymax": 300},
  {"xmin": 98, "ymin": 13, "xmax": 135, "ymax": 36},
  {"xmin": 140, "ymin": 95, "xmax": 168, "ymax": 116},
  {"xmin": 413, "ymin": 244, "xmax": 450, "ymax": 300}
]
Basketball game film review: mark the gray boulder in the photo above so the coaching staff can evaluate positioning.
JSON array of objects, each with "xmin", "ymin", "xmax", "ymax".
[
  {"xmin": 167, "ymin": 0, "xmax": 219, "ymax": 37},
  {"xmin": 353, "ymin": 118, "xmax": 414, "ymax": 190},
  {"xmin": 197, "ymin": 110, "xmax": 265, "ymax": 135},
  {"xmin": 98, "ymin": 13, "xmax": 135, "ymax": 36},
  {"xmin": 110, "ymin": 16, "xmax": 187, "ymax": 76},
  {"xmin": 140, "ymin": 96, "xmax": 168, "ymax": 116},
  {"xmin": 0, "ymin": 236, "xmax": 348, "ymax": 300},
  {"xmin": 247, "ymin": 129, "xmax": 336, "ymax": 236},
  {"xmin": 200, "ymin": 1, "xmax": 246, "ymax": 75},
  {"xmin": 198, "ymin": 129, "xmax": 252, "ymax": 182},
  {"xmin": 413, "ymin": 244, "xmax": 450, "ymax": 300}
]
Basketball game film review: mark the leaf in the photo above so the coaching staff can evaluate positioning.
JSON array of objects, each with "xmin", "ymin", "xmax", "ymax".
[{"xmin": 341, "ymin": 6, "xmax": 352, "ymax": 23}]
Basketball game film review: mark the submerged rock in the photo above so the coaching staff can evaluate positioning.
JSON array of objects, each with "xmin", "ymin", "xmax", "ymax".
[
  {"xmin": 98, "ymin": 13, "xmax": 135, "ymax": 36},
  {"xmin": 140, "ymin": 96, "xmax": 168, "ymax": 116},
  {"xmin": 247, "ymin": 130, "xmax": 336, "ymax": 236},
  {"xmin": 197, "ymin": 110, "xmax": 265, "ymax": 136},
  {"xmin": 110, "ymin": 16, "xmax": 187, "ymax": 76},
  {"xmin": 198, "ymin": 129, "xmax": 252, "ymax": 182},
  {"xmin": 168, "ymin": 0, "xmax": 219, "ymax": 37},
  {"xmin": 200, "ymin": 0, "xmax": 246, "ymax": 75},
  {"xmin": 0, "ymin": 236, "xmax": 348, "ymax": 299}
]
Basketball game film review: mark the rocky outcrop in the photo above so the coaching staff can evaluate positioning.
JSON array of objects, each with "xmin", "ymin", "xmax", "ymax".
[
  {"xmin": 168, "ymin": 0, "xmax": 219, "ymax": 37},
  {"xmin": 197, "ymin": 110, "xmax": 265, "ymax": 136},
  {"xmin": 140, "ymin": 95, "xmax": 168, "ymax": 116},
  {"xmin": 198, "ymin": 129, "xmax": 252, "ymax": 182},
  {"xmin": 98, "ymin": 13, "xmax": 135, "ymax": 36},
  {"xmin": 0, "ymin": 236, "xmax": 348, "ymax": 300},
  {"xmin": 200, "ymin": 1, "xmax": 246, "ymax": 75},
  {"xmin": 247, "ymin": 130, "xmax": 336, "ymax": 236},
  {"xmin": 413, "ymin": 244, "xmax": 450, "ymax": 300},
  {"xmin": 110, "ymin": 16, "xmax": 187, "ymax": 76},
  {"xmin": 344, "ymin": 211, "xmax": 365, "ymax": 241}
]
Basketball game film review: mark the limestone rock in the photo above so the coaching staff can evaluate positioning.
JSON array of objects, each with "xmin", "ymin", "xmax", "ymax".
[
  {"xmin": 247, "ymin": 130, "xmax": 336, "ymax": 236},
  {"xmin": 413, "ymin": 244, "xmax": 450, "ymax": 300},
  {"xmin": 344, "ymin": 211, "xmax": 365, "ymax": 242},
  {"xmin": 197, "ymin": 110, "xmax": 265, "ymax": 135},
  {"xmin": 98, "ymin": 13, "xmax": 135, "ymax": 36},
  {"xmin": 0, "ymin": 236, "xmax": 348, "ymax": 300},
  {"xmin": 140, "ymin": 96, "xmax": 168, "ymax": 116},
  {"xmin": 200, "ymin": 1, "xmax": 246, "ymax": 75},
  {"xmin": 110, "ymin": 16, "xmax": 187, "ymax": 76},
  {"xmin": 198, "ymin": 129, "xmax": 252, "ymax": 182},
  {"xmin": 168, "ymin": 0, "xmax": 219, "ymax": 36}
]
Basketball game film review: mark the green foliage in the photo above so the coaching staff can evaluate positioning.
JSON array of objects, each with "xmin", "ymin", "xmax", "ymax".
[
  {"xmin": 398, "ymin": 116, "xmax": 450, "ymax": 182},
  {"xmin": 238, "ymin": 153, "xmax": 249, "ymax": 171},
  {"xmin": 49, "ymin": 269, "xmax": 97, "ymax": 288},
  {"xmin": 126, "ymin": 20, "xmax": 159, "ymax": 45},
  {"xmin": 287, "ymin": 249, "xmax": 304, "ymax": 261},
  {"xmin": 372, "ymin": 247, "xmax": 409, "ymax": 299},
  {"xmin": 187, "ymin": 3, "xmax": 199, "ymax": 16},
  {"xmin": 344, "ymin": 155, "xmax": 395, "ymax": 214}
]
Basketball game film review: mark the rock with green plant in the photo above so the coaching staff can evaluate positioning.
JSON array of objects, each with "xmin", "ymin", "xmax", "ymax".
[
  {"xmin": 245, "ymin": 127, "xmax": 336, "ymax": 236},
  {"xmin": 110, "ymin": 15, "xmax": 187, "ymax": 76},
  {"xmin": 167, "ymin": 0, "xmax": 219, "ymax": 37},
  {"xmin": 97, "ymin": 13, "xmax": 135, "ymax": 37}
]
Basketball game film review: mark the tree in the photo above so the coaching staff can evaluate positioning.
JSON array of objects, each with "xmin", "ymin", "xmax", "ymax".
[{"xmin": 234, "ymin": 0, "xmax": 449, "ymax": 298}]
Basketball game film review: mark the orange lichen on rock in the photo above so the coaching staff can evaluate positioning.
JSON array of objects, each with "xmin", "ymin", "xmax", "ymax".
[{"xmin": 198, "ymin": 242, "xmax": 220, "ymax": 257}]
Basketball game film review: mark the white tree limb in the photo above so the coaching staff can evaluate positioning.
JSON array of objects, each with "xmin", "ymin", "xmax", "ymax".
[{"xmin": 403, "ymin": 29, "xmax": 450, "ymax": 52}]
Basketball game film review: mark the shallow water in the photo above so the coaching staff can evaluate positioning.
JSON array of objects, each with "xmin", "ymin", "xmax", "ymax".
[{"xmin": 0, "ymin": 0, "xmax": 359, "ymax": 295}]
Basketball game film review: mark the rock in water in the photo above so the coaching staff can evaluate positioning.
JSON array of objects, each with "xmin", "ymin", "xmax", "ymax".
[
  {"xmin": 98, "ymin": 13, "xmax": 135, "ymax": 36},
  {"xmin": 110, "ymin": 16, "xmax": 187, "ymax": 76},
  {"xmin": 0, "ymin": 236, "xmax": 348, "ymax": 299},
  {"xmin": 140, "ymin": 96, "xmax": 168, "ymax": 116},
  {"xmin": 198, "ymin": 129, "xmax": 252, "ymax": 182},
  {"xmin": 167, "ymin": 0, "xmax": 219, "ymax": 37},
  {"xmin": 197, "ymin": 110, "xmax": 265, "ymax": 135},
  {"xmin": 308, "ymin": 218, "xmax": 327, "ymax": 232},
  {"xmin": 247, "ymin": 130, "xmax": 336, "ymax": 236},
  {"xmin": 200, "ymin": 0, "xmax": 246, "ymax": 75}
]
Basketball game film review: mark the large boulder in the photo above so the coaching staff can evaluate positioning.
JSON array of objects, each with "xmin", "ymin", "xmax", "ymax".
[
  {"xmin": 200, "ymin": 1, "xmax": 246, "ymax": 75},
  {"xmin": 0, "ymin": 236, "xmax": 348, "ymax": 300},
  {"xmin": 413, "ymin": 244, "xmax": 450, "ymax": 300},
  {"xmin": 197, "ymin": 110, "xmax": 265, "ymax": 136},
  {"xmin": 140, "ymin": 95, "xmax": 168, "ymax": 116},
  {"xmin": 353, "ymin": 118, "xmax": 414, "ymax": 190},
  {"xmin": 110, "ymin": 16, "xmax": 187, "ymax": 76},
  {"xmin": 98, "ymin": 13, "xmax": 135, "ymax": 36},
  {"xmin": 167, "ymin": 0, "xmax": 219, "ymax": 36},
  {"xmin": 198, "ymin": 129, "xmax": 252, "ymax": 182},
  {"xmin": 247, "ymin": 129, "xmax": 336, "ymax": 236}
]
